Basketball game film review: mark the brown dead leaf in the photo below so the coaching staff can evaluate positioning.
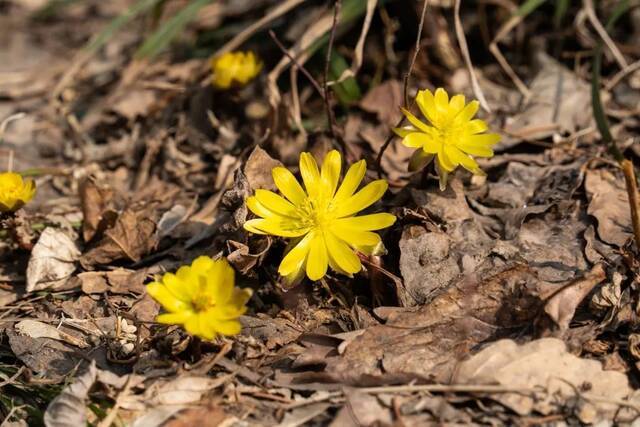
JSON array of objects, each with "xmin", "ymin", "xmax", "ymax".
[
  {"xmin": 359, "ymin": 79, "xmax": 403, "ymax": 126},
  {"xmin": 502, "ymin": 53, "xmax": 592, "ymax": 147},
  {"xmin": 78, "ymin": 269, "xmax": 146, "ymax": 294},
  {"xmin": 244, "ymin": 146, "xmax": 283, "ymax": 192},
  {"xmin": 453, "ymin": 338, "xmax": 635, "ymax": 423},
  {"xmin": 26, "ymin": 227, "xmax": 81, "ymax": 293},
  {"xmin": 15, "ymin": 319, "xmax": 88, "ymax": 348},
  {"xmin": 538, "ymin": 264, "xmax": 606, "ymax": 336},
  {"xmin": 79, "ymin": 177, "xmax": 115, "ymax": 243},
  {"xmin": 585, "ymin": 168, "xmax": 632, "ymax": 247},
  {"xmin": 320, "ymin": 265, "xmax": 542, "ymax": 384}
]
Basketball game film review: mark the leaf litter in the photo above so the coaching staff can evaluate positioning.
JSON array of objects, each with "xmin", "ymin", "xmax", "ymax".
[{"xmin": 1, "ymin": 0, "xmax": 640, "ymax": 425}]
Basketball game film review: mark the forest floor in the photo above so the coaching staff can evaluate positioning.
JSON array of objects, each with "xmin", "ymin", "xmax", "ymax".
[{"xmin": 2, "ymin": 0, "xmax": 640, "ymax": 425}]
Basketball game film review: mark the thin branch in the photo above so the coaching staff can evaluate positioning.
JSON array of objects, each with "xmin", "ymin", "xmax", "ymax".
[
  {"xmin": 454, "ymin": 0, "xmax": 491, "ymax": 112},
  {"xmin": 268, "ymin": 30, "xmax": 325, "ymax": 99},
  {"xmin": 378, "ymin": 0, "xmax": 428, "ymax": 178},
  {"xmin": 324, "ymin": 0, "xmax": 341, "ymax": 139},
  {"xmin": 402, "ymin": 0, "xmax": 428, "ymax": 108},
  {"xmin": 622, "ymin": 159, "xmax": 640, "ymax": 251},
  {"xmin": 583, "ymin": 0, "xmax": 628, "ymax": 70}
]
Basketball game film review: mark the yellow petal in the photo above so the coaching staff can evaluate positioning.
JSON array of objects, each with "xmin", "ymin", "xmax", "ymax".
[
  {"xmin": 211, "ymin": 318, "xmax": 242, "ymax": 336},
  {"xmin": 334, "ymin": 213, "xmax": 396, "ymax": 231},
  {"xmin": 299, "ymin": 152, "xmax": 321, "ymax": 198},
  {"xmin": 392, "ymin": 125, "xmax": 418, "ymax": 138},
  {"xmin": 449, "ymin": 94, "xmax": 466, "ymax": 115},
  {"xmin": 454, "ymin": 100, "xmax": 479, "ymax": 124},
  {"xmin": 306, "ymin": 234, "xmax": 328, "ymax": 281},
  {"xmin": 334, "ymin": 160, "xmax": 366, "ymax": 203},
  {"xmin": 400, "ymin": 108, "xmax": 431, "ymax": 133},
  {"xmin": 208, "ymin": 259, "xmax": 235, "ymax": 304},
  {"xmin": 325, "ymin": 232, "xmax": 361, "ymax": 274},
  {"xmin": 456, "ymin": 141, "xmax": 494, "ymax": 157},
  {"xmin": 156, "ymin": 311, "xmax": 193, "ymax": 325},
  {"xmin": 415, "ymin": 89, "xmax": 438, "ymax": 124},
  {"xmin": 254, "ymin": 189, "xmax": 298, "ymax": 217},
  {"xmin": 243, "ymin": 218, "xmax": 310, "ymax": 238},
  {"xmin": 434, "ymin": 88, "xmax": 449, "ymax": 113},
  {"xmin": 184, "ymin": 314, "xmax": 216, "ymax": 340},
  {"xmin": 246, "ymin": 196, "xmax": 277, "ymax": 218},
  {"xmin": 272, "ymin": 167, "xmax": 307, "ymax": 206},
  {"xmin": 334, "ymin": 179, "xmax": 388, "ymax": 218},
  {"xmin": 409, "ymin": 149, "xmax": 435, "ymax": 172},
  {"xmin": 320, "ymin": 150, "xmax": 342, "ymax": 198},
  {"xmin": 191, "ymin": 256, "xmax": 214, "ymax": 276},
  {"xmin": 466, "ymin": 133, "xmax": 501, "ymax": 147},
  {"xmin": 437, "ymin": 147, "xmax": 456, "ymax": 172},
  {"xmin": 403, "ymin": 132, "xmax": 439, "ymax": 152},
  {"xmin": 464, "ymin": 119, "xmax": 488, "ymax": 134},
  {"xmin": 162, "ymin": 272, "xmax": 192, "ymax": 302},
  {"xmin": 279, "ymin": 232, "xmax": 314, "ymax": 276},
  {"xmin": 331, "ymin": 225, "xmax": 381, "ymax": 247},
  {"xmin": 147, "ymin": 282, "xmax": 190, "ymax": 313}
]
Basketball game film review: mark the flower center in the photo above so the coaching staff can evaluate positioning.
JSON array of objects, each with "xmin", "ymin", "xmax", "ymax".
[
  {"xmin": 297, "ymin": 197, "xmax": 336, "ymax": 230},
  {"xmin": 435, "ymin": 122, "xmax": 464, "ymax": 146},
  {"xmin": 192, "ymin": 276, "xmax": 214, "ymax": 312}
]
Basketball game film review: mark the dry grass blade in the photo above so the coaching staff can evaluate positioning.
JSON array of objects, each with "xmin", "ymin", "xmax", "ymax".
[
  {"xmin": 454, "ymin": 0, "xmax": 491, "ymax": 112},
  {"xmin": 583, "ymin": 0, "xmax": 628, "ymax": 70},
  {"xmin": 213, "ymin": 0, "xmax": 306, "ymax": 58}
]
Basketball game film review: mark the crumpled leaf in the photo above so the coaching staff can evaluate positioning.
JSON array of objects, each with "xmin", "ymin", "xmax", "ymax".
[
  {"xmin": 359, "ymin": 79, "xmax": 403, "ymax": 126},
  {"xmin": 453, "ymin": 338, "xmax": 635, "ymax": 424},
  {"xmin": 78, "ymin": 269, "xmax": 147, "ymax": 294},
  {"xmin": 79, "ymin": 177, "xmax": 115, "ymax": 243},
  {"xmin": 585, "ymin": 168, "xmax": 632, "ymax": 247},
  {"xmin": 44, "ymin": 361, "xmax": 97, "ymax": 427},
  {"xmin": 244, "ymin": 146, "xmax": 283, "ymax": 192},
  {"xmin": 15, "ymin": 319, "xmax": 88, "ymax": 348},
  {"xmin": 26, "ymin": 227, "xmax": 80, "ymax": 292},
  {"xmin": 502, "ymin": 53, "xmax": 592, "ymax": 148},
  {"xmin": 321, "ymin": 265, "xmax": 542, "ymax": 384}
]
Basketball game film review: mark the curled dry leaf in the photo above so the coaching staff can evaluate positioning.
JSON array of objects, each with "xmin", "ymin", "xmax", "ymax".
[
  {"xmin": 585, "ymin": 169, "xmax": 632, "ymax": 247},
  {"xmin": 453, "ymin": 338, "xmax": 636, "ymax": 424},
  {"xmin": 15, "ymin": 319, "xmax": 88, "ymax": 348},
  {"xmin": 244, "ymin": 146, "xmax": 283, "ymax": 192},
  {"xmin": 26, "ymin": 227, "xmax": 80, "ymax": 293},
  {"xmin": 78, "ymin": 269, "xmax": 147, "ymax": 294},
  {"xmin": 44, "ymin": 361, "xmax": 97, "ymax": 427}
]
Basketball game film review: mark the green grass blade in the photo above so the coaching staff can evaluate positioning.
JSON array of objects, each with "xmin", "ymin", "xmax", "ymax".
[
  {"xmin": 135, "ymin": 0, "xmax": 213, "ymax": 59},
  {"xmin": 85, "ymin": 0, "xmax": 164, "ymax": 55},
  {"xmin": 515, "ymin": 0, "xmax": 547, "ymax": 17}
]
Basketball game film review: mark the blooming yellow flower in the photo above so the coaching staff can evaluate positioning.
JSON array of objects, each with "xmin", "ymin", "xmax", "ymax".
[
  {"xmin": 146, "ymin": 256, "xmax": 252, "ymax": 341},
  {"xmin": 211, "ymin": 51, "xmax": 262, "ymax": 89},
  {"xmin": 0, "ymin": 172, "xmax": 36, "ymax": 212},
  {"xmin": 394, "ymin": 88, "xmax": 500, "ymax": 190},
  {"xmin": 243, "ymin": 150, "xmax": 396, "ymax": 284}
]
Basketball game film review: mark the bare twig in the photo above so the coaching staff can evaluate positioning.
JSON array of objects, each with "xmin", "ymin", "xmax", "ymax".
[
  {"xmin": 0, "ymin": 367, "xmax": 24, "ymax": 390},
  {"xmin": 96, "ymin": 375, "xmax": 133, "ymax": 427},
  {"xmin": 621, "ymin": 159, "xmax": 640, "ymax": 250},
  {"xmin": 489, "ymin": 15, "xmax": 532, "ymax": 99},
  {"xmin": 213, "ymin": 0, "xmax": 306, "ymax": 57},
  {"xmin": 583, "ymin": 0, "xmax": 628, "ymax": 70},
  {"xmin": 377, "ymin": 0, "xmax": 428, "ymax": 178},
  {"xmin": 268, "ymin": 30, "xmax": 325, "ymax": 100},
  {"xmin": 605, "ymin": 59, "xmax": 640, "ymax": 91},
  {"xmin": 454, "ymin": 0, "xmax": 491, "ymax": 112},
  {"xmin": 323, "ymin": 0, "xmax": 341, "ymax": 139},
  {"xmin": 402, "ymin": 0, "xmax": 429, "ymax": 108}
]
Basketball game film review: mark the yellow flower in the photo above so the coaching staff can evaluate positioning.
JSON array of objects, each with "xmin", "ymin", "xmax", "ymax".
[
  {"xmin": 0, "ymin": 172, "xmax": 36, "ymax": 212},
  {"xmin": 243, "ymin": 150, "xmax": 396, "ymax": 284},
  {"xmin": 211, "ymin": 51, "xmax": 262, "ymax": 89},
  {"xmin": 146, "ymin": 256, "xmax": 252, "ymax": 341},
  {"xmin": 394, "ymin": 88, "xmax": 500, "ymax": 190}
]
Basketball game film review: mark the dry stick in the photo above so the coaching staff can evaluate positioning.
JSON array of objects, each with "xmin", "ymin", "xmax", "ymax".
[
  {"xmin": 622, "ymin": 159, "xmax": 640, "ymax": 249},
  {"xmin": 489, "ymin": 15, "xmax": 531, "ymax": 99},
  {"xmin": 605, "ymin": 59, "xmax": 640, "ymax": 91},
  {"xmin": 268, "ymin": 30, "xmax": 325, "ymax": 100},
  {"xmin": 324, "ymin": 0, "xmax": 341, "ymax": 139},
  {"xmin": 454, "ymin": 0, "xmax": 491, "ymax": 112},
  {"xmin": 376, "ymin": 0, "xmax": 428, "ymax": 177},
  {"xmin": 583, "ymin": 0, "xmax": 628, "ymax": 70}
]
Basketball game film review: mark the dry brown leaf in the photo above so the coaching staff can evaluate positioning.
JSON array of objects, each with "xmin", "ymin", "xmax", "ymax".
[
  {"xmin": 585, "ymin": 168, "xmax": 632, "ymax": 247},
  {"xmin": 26, "ymin": 227, "xmax": 80, "ymax": 292},
  {"xmin": 79, "ymin": 177, "xmax": 115, "ymax": 243},
  {"xmin": 359, "ymin": 79, "xmax": 403, "ymax": 126},
  {"xmin": 453, "ymin": 338, "xmax": 635, "ymax": 423},
  {"xmin": 78, "ymin": 269, "xmax": 146, "ymax": 295},
  {"xmin": 244, "ymin": 146, "xmax": 283, "ymax": 192},
  {"xmin": 44, "ymin": 361, "xmax": 97, "ymax": 427},
  {"xmin": 15, "ymin": 319, "xmax": 88, "ymax": 348}
]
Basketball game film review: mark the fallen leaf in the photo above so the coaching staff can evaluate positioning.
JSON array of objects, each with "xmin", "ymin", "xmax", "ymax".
[
  {"xmin": 26, "ymin": 227, "xmax": 80, "ymax": 292},
  {"xmin": 243, "ymin": 146, "xmax": 283, "ymax": 192},
  {"xmin": 79, "ymin": 177, "xmax": 115, "ymax": 242},
  {"xmin": 359, "ymin": 79, "xmax": 403, "ymax": 126},
  {"xmin": 44, "ymin": 361, "xmax": 97, "ymax": 427},
  {"xmin": 78, "ymin": 269, "xmax": 147, "ymax": 294},
  {"xmin": 453, "ymin": 338, "xmax": 634, "ymax": 424},
  {"xmin": 585, "ymin": 168, "xmax": 632, "ymax": 247},
  {"xmin": 15, "ymin": 319, "xmax": 88, "ymax": 348}
]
